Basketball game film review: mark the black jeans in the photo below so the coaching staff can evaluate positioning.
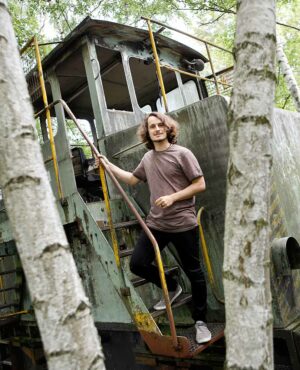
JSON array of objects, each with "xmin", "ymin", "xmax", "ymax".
[{"xmin": 130, "ymin": 227, "xmax": 207, "ymax": 322}]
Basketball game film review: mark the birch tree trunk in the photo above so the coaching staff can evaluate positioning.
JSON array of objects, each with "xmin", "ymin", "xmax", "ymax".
[
  {"xmin": 223, "ymin": 1, "xmax": 276, "ymax": 369},
  {"xmin": 0, "ymin": 1, "xmax": 105, "ymax": 369},
  {"xmin": 277, "ymin": 39, "xmax": 300, "ymax": 112}
]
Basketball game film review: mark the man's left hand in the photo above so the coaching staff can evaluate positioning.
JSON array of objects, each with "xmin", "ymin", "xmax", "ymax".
[{"xmin": 155, "ymin": 195, "xmax": 175, "ymax": 208}]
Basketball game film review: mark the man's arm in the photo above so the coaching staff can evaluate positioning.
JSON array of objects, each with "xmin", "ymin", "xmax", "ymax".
[
  {"xmin": 97, "ymin": 156, "xmax": 140, "ymax": 186},
  {"xmin": 155, "ymin": 176, "xmax": 205, "ymax": 208}
]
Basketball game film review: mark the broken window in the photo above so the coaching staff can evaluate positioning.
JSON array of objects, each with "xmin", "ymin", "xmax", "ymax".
[
  {"xmin": 96, "ymin": 47, "xmax": 133, "ymax": 111},
  {"xmin": 129, "ymin": 57, "xmax": 179, "ymax": 113}
]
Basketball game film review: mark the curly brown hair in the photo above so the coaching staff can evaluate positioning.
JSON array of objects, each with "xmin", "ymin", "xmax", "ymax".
[{"xmin": 137, "ymin": 112, "xmax": 179, "ymax": 150}]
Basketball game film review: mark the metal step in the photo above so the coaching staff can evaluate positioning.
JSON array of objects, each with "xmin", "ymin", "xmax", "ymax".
[
  {"xmin": 131, "ymin": 266, "xmax": 179, "ymax": 287},
  {"xmin": 0, "ymin": 303, "xmax": 19, "ymax": 310},
  {"xmin": 0, "ymin": 285, "xmax": 20, "ymax": 294},
  {"xmin": 150, "ymin": 293, "xmax": 192, "ymax": 318},
  {"xmin": 0, "ymin": 269, "xmax": 22, "ymax": 276},
  {"xmin": 0, "ymin": 240, "xmax": 18, "ymax": 257},
  {"xmin": 97, "ymin": 219, "xmax": 141, "ymax": 231},
  {"xmin": 140, "ymin": 322, "xmax": 225, "ymax": 358},
  {"xmin": 176, "ymin": 322, "xmax": 225, "ymax": 354},
  {"xmin": 119, "ymin": 249, "xmax": 133, "ymax": 258},
  {"xmin": 0, "ymin": 339, "xmax": 10, "ymax": 345},
  {"xmin": 1, "ymin": 360, "xmax": 12, "ymax": 366}
]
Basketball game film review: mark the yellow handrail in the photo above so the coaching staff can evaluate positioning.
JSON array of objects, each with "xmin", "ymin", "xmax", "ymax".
[
  {"xmin": 99, "ymin": 165, "xmax": 120, "ymax": 268},
  {"xmin": 141, "ymin": 17, "xmax": 233, "ymax": 55},
  {"xmin": 35, "ymin": 99, "xmax": 179, "ymax": 348},
  {"xmin": 0, "ymin": 275, "xmax": 4, "ymax": 304},
  {"xmin": 146, "ymin": 19, "xmax": 169, "ymax": 112},
  {"xmin": 33, "ymin": 37, "xmax": 63, "ymax": 199},
  {"xmin": 21, "ymin": 37, "xmax": 63, "ymax": 200},
  {"xmin": 205, "ymin": 43, "xmax": 220, "ymax": 95},
  {"xmin": 197, "ymin": 207, "xmax": 224, "ymax": 304},
  {"xmin": 143, "ymin": 17, "xmax": 234, "ymax": 103},
  {"xmin": 161, "ymin": 64, "xmax": 232, "ymax": 87}
]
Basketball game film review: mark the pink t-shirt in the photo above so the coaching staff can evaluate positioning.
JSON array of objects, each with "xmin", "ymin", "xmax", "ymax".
[{"xmin": 133, "ymin": 144, "xmax": 203, "ymax": 232}]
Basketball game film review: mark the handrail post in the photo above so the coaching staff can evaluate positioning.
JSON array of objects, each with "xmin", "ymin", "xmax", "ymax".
[
  {"xmin": 32, "ymin": 37, "xmax": 63, "ymax": 199},
  {"xmin": 197, "ymin": 207, "xmax": 224, "ymax": 304},
  {"xmin": 146, "ymin": 20, "xmax": 169, "ymax": 112},
  {"xmin": 205, "ymin": 43, "xmax": 220, "ymax": 95},
  {"xmin": 98, "ymin": 164, "xmax": 121, "ymax": 269},
  {"xmin": 0, "ymin": 276, "xmax": 4, "ymax": 304}
]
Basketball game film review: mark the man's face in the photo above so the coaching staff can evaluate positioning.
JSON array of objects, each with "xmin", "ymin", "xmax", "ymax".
[{"xmin": 147, "ymin": 116, "xmax": 168, "ymax": 143}]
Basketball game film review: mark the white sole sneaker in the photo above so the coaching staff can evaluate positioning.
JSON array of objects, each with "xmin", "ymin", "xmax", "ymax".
[
  {"xmin": 195, "ymin": 321, "xmax": 212, "ymax": 344},
  {"xmin": 153, "ymin": 285, "xmax": 183, "ymax": 311}
]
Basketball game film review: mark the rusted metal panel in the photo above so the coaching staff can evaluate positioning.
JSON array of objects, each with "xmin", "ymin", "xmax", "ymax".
[
  {"xmin": 140, "ymin": 323, "xmax": 224, "ymax": 359},
  {"xmin": 37, "ymin": 18, "xmax": 207, "ymax": 74}
]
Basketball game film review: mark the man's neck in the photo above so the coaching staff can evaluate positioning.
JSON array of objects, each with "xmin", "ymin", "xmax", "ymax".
[{"xmin": 153, "ymin": 139, "xmax": 171, "ymax": 152}]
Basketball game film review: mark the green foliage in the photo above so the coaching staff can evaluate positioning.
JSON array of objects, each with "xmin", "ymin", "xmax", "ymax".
[
  {"xmin": 66, "ymin": 119, "xmax": 93, "ymax": 158},
  {"xmin": 8, "ymin": 0, "xmax": 181, "ymax": 44},
  {"xmin": 8, "ymin": 1, "xmax": 41, "ymax": 46},
  {"xmin": 183, "ymin": 0, "xmax": 300, "ymax": 110},
  {"xmin": 8, "ymin": 0, "xmax": 300, "ymax": 112}
]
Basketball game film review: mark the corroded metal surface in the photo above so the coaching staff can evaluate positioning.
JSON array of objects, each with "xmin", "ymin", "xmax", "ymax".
[
  {"xmin": 273, "ymin": 109, "xmax": 300, "ymax": 242},
  {"xmin": 33, "ymin": 17, "xmax": 206, "ymax": 74},
  {"xmin": 140, "ymin": 323, "xmax": 224, "ymax": 358},
  {"xmin": 271, "ymin": 109, "xmax": 300, "ymax": 328},
  {"xmin": 176, "ymin": 323, "xmax": 225, "ymax": 355},
  {"xmin": 140, "ymin": 331, "xmax": 191, "ymax": 358}
]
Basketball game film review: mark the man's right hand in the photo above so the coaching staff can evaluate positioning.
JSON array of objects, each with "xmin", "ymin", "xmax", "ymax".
[{"xmin": 95, "ymin": 155, "xmax": 110, "ymax": 168}]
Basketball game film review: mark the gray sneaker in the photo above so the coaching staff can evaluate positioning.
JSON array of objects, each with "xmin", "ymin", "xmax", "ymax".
[
  {"xmin": 195, "ymin": 321, "xmax": 212, "ymax": 344},
  {"xmin": 153, "ymin": 285, "xmax": 183, "ymax": 311}
]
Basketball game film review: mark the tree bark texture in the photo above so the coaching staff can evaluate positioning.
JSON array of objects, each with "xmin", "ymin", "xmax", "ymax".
[
  {"xmin": 0, "ymin": 1, "xmax": 105, "ymax": 369},
  {"xmin": 277, "ymin": 40, "xmax": 300, "ymax": 112},
  {"xmin": 223, "ymin": 1, "xmax": 276, "ymax": 369}
]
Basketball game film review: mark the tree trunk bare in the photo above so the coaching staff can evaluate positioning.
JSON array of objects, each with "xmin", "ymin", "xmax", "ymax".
[
  {"xmin": 277, "ymin": 39, "xmax": 300, "ymax": 112},
  {"xmin": 223, "ymin": 1, "xmax": 276, "ymax": 369},
  {"xmin": 0, "ymin": 1, "xmax": 105, "ymax": 369}
]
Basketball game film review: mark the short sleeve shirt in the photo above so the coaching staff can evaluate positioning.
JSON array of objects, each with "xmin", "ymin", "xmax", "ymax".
[{"xmin": 133, "ymin": 144, "xmax": 203, "ymax": 232}]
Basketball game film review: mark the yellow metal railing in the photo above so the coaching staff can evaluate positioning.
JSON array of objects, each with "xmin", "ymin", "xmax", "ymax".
[
  {"xmin": 0, "ymin": 310, "xmax": 30, "ymax": 319},
  {"xmin": 142, "ymin": 17, "xmax": 233, "ymax": 111},
  {"xmin": 35, "ymin": 99, "xmax": 179, "ymax": 348},
  {"xmin": 0, "ymin": 275, "xmax": 4, "ymax": 305},
  {"xmin": 20, "ymin": 37, "xmax": 63, "ymax": 200},
  {"xmin": 99, "ymin": 164, "xmax": 121, "ymax": 268},
  {"xmin": 146, "ymin": 19, "xmax": 169, "ymax": 112},
  {"xmin": 197, "ymin": 207, "xmax": 224, "ymax": 304}
]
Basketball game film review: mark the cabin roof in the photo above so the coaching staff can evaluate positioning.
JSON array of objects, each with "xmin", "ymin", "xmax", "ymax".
[{"xmin": 40, "ymin": 17, "xmax": 208, "ymax": 70}]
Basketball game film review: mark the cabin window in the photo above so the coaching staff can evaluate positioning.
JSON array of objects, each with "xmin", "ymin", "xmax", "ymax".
[
  {"xmin": 129, "ymin": 57, "xmax": 178, "ymax": 112},
  {"xmin": 156, "ymin": 87, "xmax": 185, "ymax": 112},
  {"xmin": 141, "ymin": 105, "xmax": 152, "ymax": 113},
  {"xmin": 68, "ymin": 119, "xmax": 93, "ymax": 158},
  {"xmin": 96, "ymin": 47, "xmax": 133, "ymax": 111},
  {"xmin": 182, "ymin": 80, "xmax": 201, "ymax": 104},
  {"xmin": 181, "ymin": 74, "xmax": 207, "ymax": 101},
  {"xmin": 37, "ymin": 116, "xmax": 58, "ymax": 144},
  {"xmin": 156, "ymin": 80, "xmax": 201, "ymax": 112},
  {"xmin": 36, "ymin": 118, "xmax": 44, "ymax": 143}
]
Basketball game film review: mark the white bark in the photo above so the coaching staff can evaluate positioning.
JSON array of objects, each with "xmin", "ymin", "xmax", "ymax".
[
  {"xmin": 223, "ymin": 1, "xmax": 276, "ymax": 369},
  {"xmin": 277, "ymin": 39, "xmax": 300, "ymax": 112},
  {"xmin": 0, "ymin": 1, "xmax": 105, "ymax": 369}
]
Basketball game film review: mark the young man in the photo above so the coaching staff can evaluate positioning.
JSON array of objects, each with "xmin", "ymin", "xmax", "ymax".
[{"xmin": 101, "ymin": 112, "xmax": 211, "ymax": 344}]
